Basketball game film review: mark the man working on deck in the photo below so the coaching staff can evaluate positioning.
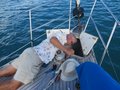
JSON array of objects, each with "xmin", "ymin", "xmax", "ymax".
[{"xmin": 0, "ymin": 32, "xmax": 77, "ymax": 90}]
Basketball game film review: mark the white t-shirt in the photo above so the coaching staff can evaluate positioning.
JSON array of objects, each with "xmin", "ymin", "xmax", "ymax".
[{"xmin": 34, "ymin": 32, "xmax": 67, "ymax": 64}]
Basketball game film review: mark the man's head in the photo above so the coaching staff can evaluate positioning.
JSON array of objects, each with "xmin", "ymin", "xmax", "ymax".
[{"xmin": 66, "ymin": 33, "xmax": 77, "ymax": 45}]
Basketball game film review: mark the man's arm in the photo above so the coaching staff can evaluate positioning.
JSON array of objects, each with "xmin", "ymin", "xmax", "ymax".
[{"xmin": 50, "ymin": 37, "xmax": 74, "ymax": 56}]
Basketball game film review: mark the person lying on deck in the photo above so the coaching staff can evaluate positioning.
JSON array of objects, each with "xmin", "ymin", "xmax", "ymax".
[{"xmin": 0, "ymin": 32, "xmax": 77, "ymax": 90}]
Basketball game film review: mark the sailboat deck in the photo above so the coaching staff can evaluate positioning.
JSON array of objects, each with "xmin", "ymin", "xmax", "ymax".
[{"xmin": 0, "ymin": 51, "xmax": 97, "ymax": 90}]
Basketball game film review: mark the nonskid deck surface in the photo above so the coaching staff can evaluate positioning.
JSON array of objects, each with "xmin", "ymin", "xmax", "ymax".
[{"xmin": 0, "ymin": 52, "xmax": 97, "ymax": 90}]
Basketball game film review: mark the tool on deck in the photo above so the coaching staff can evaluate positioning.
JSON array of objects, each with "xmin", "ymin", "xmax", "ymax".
[{"xmin": 43, "ymin": 70, "xmax": 62, "ymax": 90}]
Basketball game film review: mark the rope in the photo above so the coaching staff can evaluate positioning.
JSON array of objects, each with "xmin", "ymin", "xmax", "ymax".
[
  {"xmin": 91, "ymin": 17, "xmax": 106, "ymax": 48},
  {"xmin": 0, "ymin": 42, "xmax": 30, "ymax": 64},
  {"xmin": 91, "ymin": 17, "xmax": 111, "ymax": 58},
  {"xmin": 100, "ymin": 0, "xmax": 120, "ymax": 23},
  {"xmin": 83, "ymin": 0, "xmax": 97, "ymax": 32},
  {"xmin": 0, "ymin": 32, "xmax": 46, "ymax": 65},
  {"xmin": 100, "ymin": 22, "xmax": 117, "ymax": 65},
  {"xmin": 33, "ymin": 16, "xmax": 76, "ymax": 42},
  {"xmin": 91, "ymin": 17, "xmax": 119, "ymax": 81},
  {"xmin": 33, "ymin": 15, "xmax": 77, "ymax": 42},
  {"xmin": 4, "ymin": 14, "xmax": 67, "ymax": 45},
  {"xmin": 109, "ymin": 56, "xmax": 120, "ymax": 81},
  {"xmin": 51, "ymin": 16, "xmax": 76, "ymax": 30},
  {"xmin": 31, "ymin": 15, "xmax": 65, "ymax": 32},
  {"xmin": 71, "ymin": 24, "xmax": 78, "ymax": 32},
  {"xmin": 34, "ymin": 33, "xmax": 46, "ymax": 41}
]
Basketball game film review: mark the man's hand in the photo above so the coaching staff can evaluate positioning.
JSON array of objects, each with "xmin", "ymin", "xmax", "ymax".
[
  {"xmin": 50, "ymin": 37, "xmax": 74, "ymax": 56},
  {"xmin": 64, "ymin": 48, "xmax": 74, "ymax": 56}
]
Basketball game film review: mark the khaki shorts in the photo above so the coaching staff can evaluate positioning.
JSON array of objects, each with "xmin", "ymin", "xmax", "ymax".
[{"xmin": 11, "ymin": 48, "xmax": 43, "ymax": 84}]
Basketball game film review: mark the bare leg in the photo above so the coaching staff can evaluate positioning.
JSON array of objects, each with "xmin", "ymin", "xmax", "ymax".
[
  {"xmin": 0, "ymin": 65, "xmax": 17, "ymax": 77},
  {"xmin": 0, "ymin": 79, "xmax": 23, "ymax": 90}
]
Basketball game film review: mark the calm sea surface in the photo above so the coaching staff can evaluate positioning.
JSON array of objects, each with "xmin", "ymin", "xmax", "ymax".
[{"xmin": 0, "ymin": 0, "xmax": 120, "ymax": 81}]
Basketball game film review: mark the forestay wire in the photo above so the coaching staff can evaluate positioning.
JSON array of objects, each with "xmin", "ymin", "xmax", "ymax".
[{"xmin": 81, "ymin": 0, "xmax": 120, "ymax": 81}]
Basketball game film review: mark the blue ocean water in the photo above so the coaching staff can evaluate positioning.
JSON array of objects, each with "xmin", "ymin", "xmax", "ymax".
[{"xmin": 0, "ymin": 0, "xmax": 120, "ymax": 81}]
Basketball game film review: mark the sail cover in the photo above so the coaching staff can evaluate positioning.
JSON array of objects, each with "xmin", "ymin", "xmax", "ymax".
[{"xmin": 76, "ymin": 62, "xmax": 120, "ymax": 90}]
